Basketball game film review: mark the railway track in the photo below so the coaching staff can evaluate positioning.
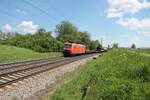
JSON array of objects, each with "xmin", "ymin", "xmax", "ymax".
[
  {"xmin": 0, "ymin": 56, "xmax": 64, "ymax": 70},
  {"xmin": 0, "ymin": 53, "xmax": 99, "ymax": 88}
]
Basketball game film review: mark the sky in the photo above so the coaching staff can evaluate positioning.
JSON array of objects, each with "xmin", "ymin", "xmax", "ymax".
[{"xmin": 0, "ymin": 0, "xmax": 150, "ymax": 47}]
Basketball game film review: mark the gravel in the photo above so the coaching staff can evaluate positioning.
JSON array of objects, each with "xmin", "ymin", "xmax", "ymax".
[{"xmin": 0, "ymin": 54, "xmax": 99, "ymax": 100}]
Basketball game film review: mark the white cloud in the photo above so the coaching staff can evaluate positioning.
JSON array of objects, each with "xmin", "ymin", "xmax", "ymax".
[
  {"xmin": 139, "ymin": 31, "xmax": 150, "ymax": 37},
  {"xmin": 130, "ymin": 36, "xmax": 140, "ymax": 43},
  {"xmin": 116, "ymin": 18, "xmax": 150, "ymax": 37},
  {"xmin": 17, "ymin": 21, "xmax": 39, "ymax": 33},
  {"xmin": 127, "ymin": 36, "xmax": 150, "ymax": 47},
  {"xmin": 116, "ymin": 18, "xmax": 150, "ymax": 30},
  {"xmin": 16, "ymin": 9, "xmax": 26, "ymax": 14},
  {"xmin": 3, "ymin": 24, "xmax": 12, "ymax": 31},
  {"xmin": 106, "ymin": 0, "xmax": 150, "ymax": 18},
  {"xmin": 100, "ymin": 35, "xmax": 149, "ymax": 47},
  {"xmin": 120, "ymin": 36, "xmax": 140, "ymax": 47},
  {"xmin": 106, "ymin": 8, "xmax": 124, "ymax": 18},
  {"xmin": 99, "ymin": 36, "xmax": 119, "ymax": 47}
]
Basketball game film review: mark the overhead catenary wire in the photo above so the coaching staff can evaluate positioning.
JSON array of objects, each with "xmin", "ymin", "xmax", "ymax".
[
  {"xmin": 1, "ymin": 0, "xmax": 54, "ymax": 24},
  {"xmin": 1, "ymin": 0, "xmax": 32, "ymax": 20},
  {"xmin": 46, "ymin": 0, "xmax": 69, "ymax": 21},
  {"xmin": 1, "ymin": 0, "xmax": 77, "ymax": 24},
  {"xmin": 0, "ymin": 0, "xmax": 33, "ymax": 21},
  {"xmin": 46, "ymin": 0, "xmax": 82, "ymax": 27},
  {"xmin": 47, "ymin": 0, "xmax": 82, "ymax": 25},
  {"xmin": 23, "ymin": 0, "xmax": 58, "ymax": 23},
  {"xmin": 0, "ymin": 10, "xmax": 23, "ymax": 20},
  {"xmin": 0, "ymin": 0, "xmax": 79, "ymax": 27}
]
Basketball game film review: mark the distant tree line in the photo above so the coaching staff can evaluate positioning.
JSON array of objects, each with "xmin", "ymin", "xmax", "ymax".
[
  {"xmin": 0, "ymin": 29, "xmax": 63, "ymax": 52},
  {"xmin": 0, "ymin": 21, "xmax": 101, "ymax": 52}
]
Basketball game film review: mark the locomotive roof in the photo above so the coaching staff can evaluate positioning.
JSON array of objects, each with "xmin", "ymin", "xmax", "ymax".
[{"xmin": 64, "ymin": 43, "xmax": 85, "ymax": 46}]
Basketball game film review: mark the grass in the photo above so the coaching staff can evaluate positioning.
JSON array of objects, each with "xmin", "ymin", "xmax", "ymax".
[
  {"xmin": 11, "ymin": 96, "xmax": 17, "ymax": 100},
  {"xmin": 134, "ymin": 49, "xmax": 150, "ymax": 55},
  {"xmin": 51, "ymin": 49, "xmax": 150, "ymax": 100},
  {"xmin": 0, "ymin": 45, "xmax": 62, "ymax": 64},
  {"xmin": 40, "ymin": 70, "xmax": 79, "ymax": 100}
]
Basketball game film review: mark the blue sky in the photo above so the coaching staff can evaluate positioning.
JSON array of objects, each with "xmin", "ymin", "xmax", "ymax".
[{"xmin": 0, "ymin": 0, "xmax": 150, "ymax": 47}]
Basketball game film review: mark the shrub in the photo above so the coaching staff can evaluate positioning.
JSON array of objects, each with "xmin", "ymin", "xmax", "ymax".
[{"xmin": 52, "ymin": 49, "xmax": 150, "ymax": 100}]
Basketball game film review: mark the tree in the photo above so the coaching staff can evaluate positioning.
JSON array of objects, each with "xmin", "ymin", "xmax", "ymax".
[
  {"xmin": 0, "ymin": 30, "xmax": 8, "ymax": 40},
  {"xmin": 55, "ymin": 21, "xmax": 102, "ymax": 50},
  {"xmin": 112, "ymin": 43, "xmax": 119, "ymax": 49},
  {"xmin": 77, "ymin": 31, "xmax": 90, "ymax": 45},
  {"xmin": 0, "ymin": 29, "xmax": 63, "ymax": 52},
  {"xmin": 55, "ymin": 21, "xmax": 79, "ymax": 43},
  {"xmin": 0, "ymin": 30, "xmax": 4, "ymax": 40},
  {"xmin": 0, "ymin": 30, "xmax": 16, "ymax": 40},
  {"xmin": 88, "ymin": 40, "xmax": 101, "ymax": 50},
  {"xmin": 35, "ymin": 28, "xmax": 52, "ymax": 37},
  {"xmin": 131, "ymin": 44, "xmax": 136, "ymax": 49},
  {"xmin": 108, "ymin": 44, "xmax": 110, "ymax": 49}
]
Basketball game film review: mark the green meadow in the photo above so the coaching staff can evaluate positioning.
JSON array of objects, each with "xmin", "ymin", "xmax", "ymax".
[
  {"xmin": 0, "ymin": 45, "xmax": 62, "ymax": 64},
  {"xmin": 136, "ymin": 49, "xmax": 150, "ymax": 55},
  {"xmin": 51, "ymin": 49, "xmax": 150, "ymax": 100}
]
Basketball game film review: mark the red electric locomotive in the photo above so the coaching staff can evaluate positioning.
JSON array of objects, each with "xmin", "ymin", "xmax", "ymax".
[{"xmin": 63, "ymin": 43, "xmax": 86, "ymax": 56}]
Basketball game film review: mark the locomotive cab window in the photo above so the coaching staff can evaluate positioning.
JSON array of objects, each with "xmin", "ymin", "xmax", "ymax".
[{"xmin": 65, "ymin": 44, "xmax": 72, "ymax": 47}]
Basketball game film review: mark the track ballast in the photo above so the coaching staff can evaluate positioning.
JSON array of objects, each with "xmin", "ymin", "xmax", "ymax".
[{"xmin": 0, "ymin": 53, "xmax": 99, "ymax": 88}]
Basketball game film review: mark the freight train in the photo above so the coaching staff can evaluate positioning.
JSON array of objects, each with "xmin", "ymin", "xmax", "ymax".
[{"xmin": 63, "ymin": 43, "xmax": 103, "ymax": 57}]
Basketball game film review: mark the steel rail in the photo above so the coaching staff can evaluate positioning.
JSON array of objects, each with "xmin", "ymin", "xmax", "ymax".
[
  {"xmin": 0, "ymin": 56, "xmax": 63, "ymax": 70},
  {"xmin": 0, "ymin": 57, "xmax": 69, "ymax": 77},
  {"xmin": 0, "ymin": 53, "xmax": 99, "ymax": 88}
]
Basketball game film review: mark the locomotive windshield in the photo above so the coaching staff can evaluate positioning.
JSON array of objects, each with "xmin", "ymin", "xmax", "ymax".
[{"xmin": 65, "ymin": 44, "xmax": 72, "ymax": 47}]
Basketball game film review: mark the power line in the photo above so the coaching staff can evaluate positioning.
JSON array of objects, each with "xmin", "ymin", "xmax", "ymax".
[
  {"xmin": 47, "ymin": 0, "xmax": 81, "ymax": 24},
  {"xmin": 46, "ymin": 0, "xmax": 69, "ymax": 21},
  {"xmin": 46, "ymin": 0, "xmax": 82, "ymax": 26},
  {"xmin": 23, "ymin": 0, "xmax": 58, "ymax": 23},
  {"xmin": 0, "ymin": 10, "xmax": 23, "ymax": 20},
  {"xmin": 0, "ymin": 1, "xmax": 31, "ymax": 20},
  {"xmin": 0, "ymin": 0, "xmax": 32, "ymax": 21}
]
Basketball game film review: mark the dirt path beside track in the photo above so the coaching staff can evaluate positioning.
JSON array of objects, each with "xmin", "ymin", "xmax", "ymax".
[
  {"xmin": 129, "ymin": 51, "xmax": 150, "ymax": 57},
  {"xmin": 140, "ymin": 53, "xmax": 150, "ymax": 57}
]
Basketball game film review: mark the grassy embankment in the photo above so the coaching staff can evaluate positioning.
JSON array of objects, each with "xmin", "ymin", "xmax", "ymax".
[
  {"xmin": 134, "ymin": 49, "xmax": 150, "ymax": 55},
  {"xmin": 51, "ymin": 49, "xmax": 150, "ymax": 100},
  {"xmin": 0, "ymin": 45, "xmax": 62, "ymax": 64}
]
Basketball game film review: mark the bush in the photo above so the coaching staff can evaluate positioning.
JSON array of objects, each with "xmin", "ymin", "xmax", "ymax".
[
  {"xmin": 52, "ymin": 49, "xmax": 150, "ymax": 100},
  {"xmin": 0, "ymin": 32, "xmax": 64, "ymax": 53}
]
